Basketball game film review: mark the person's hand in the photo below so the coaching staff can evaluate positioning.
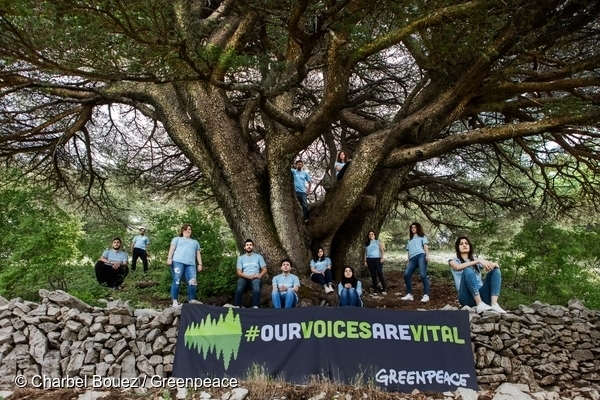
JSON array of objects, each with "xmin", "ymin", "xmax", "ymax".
[
  {"xmin": 167, "ymin": 258, "xmax": 172, "ymax": 266},
  {"xmin": 364, "ymin": 261, "xmax": 368, "ymax": 267},
  {"xmin": 197, "ymin": 264, "xmax": 203, "ymax": 271},
  {"xmin": 345, "ymin": 283, "xmax": 351, "ymax": 289},
  {"xmin": 425, "ymin": 255, "xmax": 430, "ymax": 262},
  {"xmin": 381, "ymin": 257, "xmax": 385, "ymax": 264},
  {"xmin": 112, "ymin": 262, "xmax": 120, "ymax": 269}
]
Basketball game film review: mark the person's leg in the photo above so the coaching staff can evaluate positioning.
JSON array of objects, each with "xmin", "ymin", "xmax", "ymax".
[
  {"xmin": 417, "ymin": 253, "xmax": 430, "ymax": 295},
  {"xmin": 323, "ymin": 269, "xmax": 333, "ymax": 286},
  {"xmin": 339, "ymin": 288, "xmax": 350, "ymax": 306},
  {"xmin": 234, "ymin": 278, "xmax": 248, "ymax": 307},
  {"xmin": 140, "ymin": 250, "xmax": 149, "ymax": 273},
  {"xmin": 458, "ymin": 268, "xmax": 482, "ymax": 307},
  {"xmin": 272, "ymin": 291, "xmax": 282, "ymax": 308},
  {"xmin": 347, "ymin": 288, "xmax": 359, "ymax": 307},
  {"xmin": 284, "ymin": 292, "xmax": 297, "ymax": 308},
  {"xmin": 366, "ymin": 259, "xmax": 378, "ymax": 291},
  {"xmin": 480, "ymin": 267, "xmax": 502, "ymax": 304},
  {"xmin": 374, "ymin": 259, "xmax": 386, "ymax": 291},
  {"xmin": 185, "ymin": 264, "xmax": 198, "ymax": 302},
  {"xmin": 95, "ymin": 261, "xmax": 107, "ymax": 284},
  {"xmin": 170, "ymin": 262, "xmax": 184, "ymax": 301},
  {"xmin": 131, "ymin": 249, "xmax": 139, "ymax": 272},
  {"xmin": 404, "ymin": 257, "xmax": 418, "ymax": 294},
  {"xmin": 250, "ymin": 278, "xmax": 262, "ymax": 307},
  {"xmin": 114, "ymin": 265, "xmax": 129, "ymax": 288},
  {"xmin": 296, "ymin": 192, "xmax": 308, "ymax": 220},
  {"xmin": 311, "ymin": 273, "xmax": 326, "ymax": 286}
]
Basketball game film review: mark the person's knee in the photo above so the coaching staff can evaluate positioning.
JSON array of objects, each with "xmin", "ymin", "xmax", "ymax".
[{"xmin": 188, "ymin": 278, "xmax": 197, "ymax": 286}]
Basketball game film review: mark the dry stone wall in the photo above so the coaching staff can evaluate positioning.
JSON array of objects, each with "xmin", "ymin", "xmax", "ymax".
[{"xmin": 0, "ymin": 290, "xmax": 599, "ymax": 395}]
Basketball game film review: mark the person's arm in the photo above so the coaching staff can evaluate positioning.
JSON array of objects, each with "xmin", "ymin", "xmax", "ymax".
[
  {"xmin": 196, "ymin": 248, "xmax": 203, "ymax": 271},
  {"xmin": 338, "ymin": 282, "xmax": 343, "ymax": 296},
  {"xmin": 121, "ymin": 253, "xmax": 128, "ymax": 266},
  {"xmin": 272, "ymin": 277, "xmax": 279, "ymax": 292},
  {"xmin": 356, "ymin": 281, "xmax": 363, "ymax": 297},
  {"xmin": 310, "ymin": 260, "xmax": 319, "ymax": 274},
  {"xmin": 424, "ymin": 243, "xmax": 430, "ymax": 262},
  {"xmin": 291, "ymin": 276, "xmax": 300, "ymax": 293},
  {"xmin": 258, "ymin": 265, "xmax": 267, "ymax": 279},
  {"xmin": 449, "ymin": 258, "xmax": 483, "ymax": 271},
  {"xmin": 130, "ymin": 238, "xmax": 135, "ymax": 252},
  {"xmin": 326, "ymin": 258, "xmax": 332, "ymax": 269},
  {"xmin": 306, "ymin": 173, "xmax": 312, "ymax": 194},
  {"xmin": 378, "ymin": 242, "xmax": 385, "ymax": 263},
  {"xmin": 167, "ymin": 244, "xmax": 176, "ymax": 266}
]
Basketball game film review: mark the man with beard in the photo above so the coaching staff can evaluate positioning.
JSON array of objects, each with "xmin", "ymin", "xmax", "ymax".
[
  {"xmin": 95, "ymin": 237, "xmax": 129, "ymax": 289},
  {"xmin": 234, "ymin": 239, "xmax": 267, "ymax": 308}
]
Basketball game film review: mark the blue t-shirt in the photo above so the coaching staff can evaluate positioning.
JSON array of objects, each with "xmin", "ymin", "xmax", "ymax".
[
  {"xmin": 365, "ymin": 240, "xmax": 382, "ymax": 258},
  {"xmin": 132, "ymin": 235, "xmax": 150, "ymax": 250},
  {"xmin": 272, "ymin": 273, "xmax": 300, "ymax": 290},
  {"xmin": 102, "ymin": 249, "xmax": 128, "ymax": 265},
  {"xmin": 310, "ymin": 257, "xmax": 331, "ymax": 273},
  {"xmin": 292, "ymin": 169, "xmax": 311, "ymax": 193},
  {"xmin": 170, "ymin": 236, "xmax": 201, "ymax": 266},
  {"xmin": 237, "ymin": 253, "xmax": 266, "ymax": 275},
  {"xmin": 338, "ymin": 280, "xmax": 362, "ymax": 296},
  {"xmin": 449, "ymin": 257, "xmax": 483, "ymax": 292},
  {"xmin": 406, "ymin": 235, "xmax": 428, "ymax": 259},
  {"xmin": 334, "ymin": 162, "xmax": 346, "ymax": 177}
]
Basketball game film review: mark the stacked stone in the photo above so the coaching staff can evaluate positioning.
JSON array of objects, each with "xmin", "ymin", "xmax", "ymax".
[{"xmin": 0, "ymin": 289, "xmax": 178, "ymax": 386}]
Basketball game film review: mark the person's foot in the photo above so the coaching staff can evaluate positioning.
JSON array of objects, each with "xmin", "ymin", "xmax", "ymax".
[
  {"xmin": 324, "ymin": 285, "xmax": 334, "ymax": 294},
  {"xmin": 401, "ymin": 293, "xmax": 414, "ymax": 301},
  {"xmin": 189, "ymin": 299, "xmax": 203, "ymax": 304},
  {"xmin": 172, "ymin": 300, "xmax": 179, "ymax": 307},
  {"xmin": 421, "ymin": 294, "xmax": 430, "ymax": 303},
  {"xmin": 381, "ymin": 291, "xmax": 387, "ymax": 295},
  {"xmin": 491, "ymin": 303, "xmax": 507, "ymax": 313},
  {"xmin": 252, "ymin": 306, "xmax": 259, "ymax": 309},
  {"xmin": 476, "ymin": 302, "xmax": 493, "ymax": 313}
]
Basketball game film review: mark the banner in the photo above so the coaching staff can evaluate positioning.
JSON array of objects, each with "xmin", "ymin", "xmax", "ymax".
[{"xmin": 172, "ymin": 305, "xmax": 478, "ymax": 392}]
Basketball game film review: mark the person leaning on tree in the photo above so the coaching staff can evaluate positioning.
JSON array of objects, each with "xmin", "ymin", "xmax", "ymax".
[
  {"xmin": 271, "ymin": 259, "xmax": 300, "ymax": 308},
  {"xmin": 94, "ymin": 236, "xmax": 129, "ymax": 290},
  {"xmin": 234, "ymin": 239, "xmax": 267, "ymax": 309}
]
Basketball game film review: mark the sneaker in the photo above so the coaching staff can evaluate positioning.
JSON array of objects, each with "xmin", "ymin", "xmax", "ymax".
[
  {"xmin": 381, "ymin": 291, "xmax": 387, "ymax": 295},
  {"xmin": 421, "ymin": 294, "xmax": 430, "ymax": 303},
  {"xmin": 252, "ymin": 306, "xmax": 259, "ymax": 309},
  {"xmin": 476, "ymin": 302, "xmax": 493, "ymax": 313},
  {"xmin": 172, "ymin": 300, "xmax": 179, "ymax": 307},
  {"xmin": 189, "ymin": 299, "xmax": 203, "ymax": 304},
  {"xmin": 400, "ymin": 293, "xmax": 414, "ymax": 301},
  {"xmin": 324, "ymin": 285, "xmax": 334, "ymax": 294},
  {"xmin": 491, "ymin": 303, "xmax": 507, "ymax": 314}
]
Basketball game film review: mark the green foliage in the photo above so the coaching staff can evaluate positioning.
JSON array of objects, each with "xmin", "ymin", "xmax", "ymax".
[
  {"xmin": 149, "ymin": 207, "xmax": 238, "ymax": 300},
  {"xmin": 0, "ymin": 170, "xmax": 83, "ymax": 301},
  {"xmin": 486, "ymin": 220, "xmax": 600, "ymax": 309}
]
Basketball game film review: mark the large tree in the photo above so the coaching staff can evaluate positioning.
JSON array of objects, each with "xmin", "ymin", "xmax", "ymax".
[{"xmin": 1, "ymin": 0, "xmax": 599, "ymax": 273}]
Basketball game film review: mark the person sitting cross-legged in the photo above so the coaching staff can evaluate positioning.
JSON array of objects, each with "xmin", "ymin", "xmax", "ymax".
[
  {"xmin": 271, "ymin": 259, "xmax": 300, "ymax": 308},
  {"xmin": 338, "ymin": 266, "xmax": 363, "ymax": 307}
]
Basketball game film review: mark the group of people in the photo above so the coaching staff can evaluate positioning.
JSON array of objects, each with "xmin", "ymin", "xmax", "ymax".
[{"xmin": 95, "ymin": 221, "xmax": 507, "ymax": 313}]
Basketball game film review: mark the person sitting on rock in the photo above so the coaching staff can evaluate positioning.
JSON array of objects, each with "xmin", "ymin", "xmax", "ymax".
[
  {"xmin": 310, "ymin": 247, "xmax": 334, "ymax": 294},
  {"xmin": 272, "ymin": 259, "xmax": 300, "ymax": 308},
  {"xmin": 94, "ymin": 237, "xmax": 129, "ymax": 290},
  {"xmin": 338, "ymin": 266, "xmax": 363, "ymax": 307},
  {"xmin": 449, "ymin": 236, "xmax": 507, "ymax": 314}
]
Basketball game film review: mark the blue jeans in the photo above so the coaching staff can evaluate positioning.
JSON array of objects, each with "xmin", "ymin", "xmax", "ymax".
[
  {"xmin": 235, "ymin": 278, "xmax": 262, "ymax": 307},
  {"xmin": 458, "ymin": 267, "xmax": 502, "ymax": 306},
  {"xmin": 295, "ymin": 191, "xmax": 308, "ymax": 220},
  {"xmin": 310, "ymin": 269, "xmax": 333, "ymax": 286},
  {"xmin": 404, "ymin": 253, "xmax": 429, "ymax": 295},
  {"xmin": 170, "ymin": 262, "xmax": 197, "ymax": 301},
  {"xmin": 339, "ymin": 288, "xmax": 362, "ymax": 307},
  {"xmin": 272, "ymin": 291, "xmax": 297, "ymax": 308}
]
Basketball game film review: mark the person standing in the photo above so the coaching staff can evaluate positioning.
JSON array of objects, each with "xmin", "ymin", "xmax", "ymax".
[
  {"xmin": 271, "ymin": 259, "xmax": 300, "ymax": 308},
  {"xmin": 364, "ymin": 230, "xmax": 387, "ymax": 294},
  {"xmin": 94, "ymin": 237, "xmax": 129, "ymax": 290},
  {"xmin": 167, "ymin": 224, "xmax": 203, "ymax": 307},
  {"xmin": 401, "ymin": 222, "xmax": 431, "ymax": 302},
  {"xmin": 338, "ymin": 266, "xmax": 363, "ymax": 307},
  {"xmin": 131, "ymin": 226, "xmax": 150, "ymax": 273},
  {"xmin": 234, "ymin": 239, "xmax": 267, "ymax": 308},
  {"xmin": 292, "ymin": 159, "xmax": 312, "ymax": 222}
]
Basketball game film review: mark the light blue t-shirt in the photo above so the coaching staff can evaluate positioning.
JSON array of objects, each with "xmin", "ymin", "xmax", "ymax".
[
  {"xmin": 406, "ymin": 235, "xmax": 428, "ymax": 259},
  {"xmin": 449, "ymin": 257, "xmax": 483, "ymax": 292},
  {"xmin": 132, "ymin": 235, "xmax": 150, "ymax": 250},
  {"xmin": 171, "ymin": 236, "xmax": 201, "ymax": 266},
  {"xmin": 338, "ymin": 280, "xmax": 362, "ymax": 296},
  {"xmin": 292, "ymin": 169, "xmax": 311, "ymax": 193},
  {"xmin": 237, "ymin": 253, "xmax": 266, "ymax": 275},
  {"xmin": 310, "ymin": 257, "xmax": 331, "ymax": 273},
  {"xmin": 334, "ymin": 161, "xmax": 346, "ymax": 177},
  {"xmin": 272, "ymin": 273, "xmax": 300, "ymax": 290},
  {"xmin": 102, "ymin": 249, "xmax": 128, "ymax": 264},
  {"xmin": 365, "ymin": 240, "xmax": 382, "ymax": 258}
]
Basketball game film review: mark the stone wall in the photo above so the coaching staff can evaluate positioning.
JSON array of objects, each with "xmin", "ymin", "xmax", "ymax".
[{"xmin": 0, "ymin": 290, "xmax": 598, "ymax": 393}]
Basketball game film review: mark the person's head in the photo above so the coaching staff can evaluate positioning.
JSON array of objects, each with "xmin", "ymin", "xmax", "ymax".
[
  {"xmin": 343, "ymin": 266, "xmax": 355, "ymax": 279},
  {"xmin": 244, "ymin": 239, "xmax": 254, "ymax": 254},
  {"xmin": 337, "ymin": 151, "xmax": 347, "ymax": 163},
  {"xmin": 280, "ymin": 258, "xmax": 292, "ymax": 273},
  {"xmin": 409, "ymin": 222, "xmax": 425, "ymax": 238},
  {"xmin": 365, "ymin": 230, "xmax": 376, "ymax": 246},
  {"xmin": 295, "ymin": 160, "xmax": 303, "ymax": 170},
  {"xmin": 455, "ymin": 236, "xmax": 474, "ymax": 261},
  {"xmin": 313, "ymin": 247, "xmax": 325, "ymax": 261},
  {"xmin": 139, "ymin": 227, "xmax": 146, "ymax": 235},
  {"xmin": 179, "ymin": 224, "xmax": 192, "ymax": 237},
  {"xmin": 111, "ymin": 237, "xmax": 122, "ymax": 250}
]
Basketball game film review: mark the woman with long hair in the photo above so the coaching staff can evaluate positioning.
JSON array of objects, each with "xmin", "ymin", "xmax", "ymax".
[
  {"xmin": 334, "ymin": 151, "xmax": 350, "ymax": 180},
  {"xmin": 364, "ymin": 230, "xmax": 386, "ymax": 294},
  {"xmin": 401, "ymin": 222, "xmax": 430, "ymax": 302},
  {"xmin": 310, "ymin": 247, "xmax": 334, "ymax": 293},
  {"xmin": 338, "ymin": 266, "xmax": 363, "ymax": 307},
  {"xmin": 449, "ymin": 236, "xmax": 506, "ymax": 313}
]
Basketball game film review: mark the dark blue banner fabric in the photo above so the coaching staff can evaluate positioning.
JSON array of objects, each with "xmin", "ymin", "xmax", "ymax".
[{"xmin": 172, "ymin": 305, "xmax": 478, "ymax": 392}]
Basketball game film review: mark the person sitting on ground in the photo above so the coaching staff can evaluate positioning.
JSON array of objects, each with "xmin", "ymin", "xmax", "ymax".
[
  {"xmin": 338, "ymin": 266, "xmax": 363, "ymax": 307},
  {"xmin": 448, "ymin": 236, "xmax": 507, "ymax": 314},
  {"xmin": 272, "ymin": 259, "xmax": 300, "ymax": 308},
  {"xmin": 310, "ymin": 247, "xmax": 334, "ymax": 294},
  {"xmin": 94, "ymin": 237, "xmax": 129, "ymax": 290}
]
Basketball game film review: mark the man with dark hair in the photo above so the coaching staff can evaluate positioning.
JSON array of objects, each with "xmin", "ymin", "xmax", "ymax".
[
  {"xmin": 291, "ymin": 159, "xmax": 312, "ymax": 222},
  {"xmin": 131, "ymin": 226, "xmax": 150, "ymax": 273},
  {"xmin": 272, "ymin": 259, "xmax": 300, "ymax": 308},
  {"xmin": 234, "ymin": 239, "xmax": 267, "ymax": 308},
  {"xmin": 95, "ymin": 237, "xmax": 129, "ymax": 289}
]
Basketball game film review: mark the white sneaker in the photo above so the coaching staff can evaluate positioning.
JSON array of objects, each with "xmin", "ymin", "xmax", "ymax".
[
  {"xmin": 476, "ymin": 302, "xmax": 493, "ymax": 313},
  {"xmin": 324, "ymin": 285, "xmax": 334, "ymax": 294},
  {"xmin": 421, "ymin": 294, "xmax": 430, "ymax": 303},
  {"xmin": 381, "ymin": 291, "xmax": 387, "ymax": 295},
  {"xmin": 400, "ymin": 293, "xmax": 414, "ymax": 301},
  {"xmin": 189, "ymin": 299, "xmax": 203, "ymax": 304},
  {"xmin": 491, "ymin": 303, "xmax": 507, "ymax": 314},
  {"xmin": 172, "ymin": 300, "xmax": 179, "ymax": 307},
  {"xmin": 252, "ymin": 306, "xmax": 259, "ymax": 309}
]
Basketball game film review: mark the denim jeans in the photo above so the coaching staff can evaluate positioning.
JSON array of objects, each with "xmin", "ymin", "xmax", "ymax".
[
  {"xmin": 366, "ymin": 258, "xmax": 386, "ymax": 291},
  {"xmin": 458, "ymin": 267, "xmax": 502, "ymax": 306},
  {"xmin": 339, "ymin": 288, "xmax": 362, "ymax": 307},
  {"xmin": 272, "ymin": 291, "xmax": 298, "ymax": 308},
  {"xmin": 235, "ymin": 277, "xmax": 262, "ymax": 307},
  {"xmin": 170, "ymin": 262, "xmax": 197, "ymax": 301},
  {"xmin": 295, "ymin": 191, "xmax": 308, "ymax": 220},
  {"xmin": 404, "ymin": 253, "xmax": 429, "ymax": 295},
  {"xmin": 310, "ymin": 269, "xmax": 333, "ymax": 286}
]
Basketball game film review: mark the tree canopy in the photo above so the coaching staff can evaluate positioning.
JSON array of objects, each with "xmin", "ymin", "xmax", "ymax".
[{"xmin": 1, "ymin": 0, "xmax": 599, "ymax": 272}]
